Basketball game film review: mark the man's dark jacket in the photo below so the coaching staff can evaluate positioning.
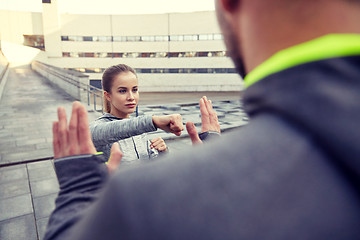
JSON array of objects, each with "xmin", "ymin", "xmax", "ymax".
[{"xmin": 44, "ymin": 34, "xmax": 360, "ymax": 240}]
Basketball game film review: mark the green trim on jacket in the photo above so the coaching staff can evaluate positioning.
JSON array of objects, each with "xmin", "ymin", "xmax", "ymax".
[{"xmin": 244, "ymin": 34, "xmax": 360, "ymax": 87}]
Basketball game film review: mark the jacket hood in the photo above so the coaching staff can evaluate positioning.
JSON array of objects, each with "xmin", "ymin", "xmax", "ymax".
[{"xmin": 243, "ymin": 55, "xmax": 360, "ymax": 185}]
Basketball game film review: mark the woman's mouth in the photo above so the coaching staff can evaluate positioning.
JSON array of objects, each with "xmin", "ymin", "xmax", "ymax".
[{"xmin": 125, "ymin": 103, "xmax": 137, "ymax": 108}]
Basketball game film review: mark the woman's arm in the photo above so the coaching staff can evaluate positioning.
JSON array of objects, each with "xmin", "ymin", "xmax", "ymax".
[
  {"xmin": 90, "ymin": 115, "xmax": 156, "ymax": 147},
  {"xmin": 90, "ymin": 114, "xmax": 184, "ymax": 147}
]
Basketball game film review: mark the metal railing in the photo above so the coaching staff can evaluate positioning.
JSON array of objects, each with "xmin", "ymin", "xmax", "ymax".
[
  {"xmin": 32, "ymin": 61, "xmax": 104, "ymax": 113},
  {"xmin": 86, "ymin": 84, "xmax": 103, "ymax": 113}
]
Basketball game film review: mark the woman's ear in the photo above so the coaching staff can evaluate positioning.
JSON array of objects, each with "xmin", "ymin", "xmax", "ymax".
[{"xmin": 104, "ymin": 91, "xmax": 111, "ymax": 102}]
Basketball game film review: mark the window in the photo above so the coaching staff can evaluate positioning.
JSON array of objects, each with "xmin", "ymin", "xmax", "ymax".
[
  {"xmin": 68, "ymin": 36, "xmax": 82, "ymax": 41},
  {"xmin": 184, "ymin": 35, "xmax": 198, "ymax": 41},
  {"xmin": 155, "ymin": 36, "xmax": 168, "ymax": 41},
  {"xmin": 97, "ymin": 36, "xmax": 111, "ymax": 42},
  {"xmin": 140, "ymin": 69, "xmax": 152, "ymax": 73},
  {"xmin": 23, "ymin": 35, "xmax": 45, "ymax": 50},
  {"xmin": 42, "ymin": 0, "xmax": 51, "ymax": 3},
  {"xmin": 126, "ymin": 36, "xmax": 141, "ymax": 42},
  {"xmin": 197, "ymin": 68, "xmax": 208, "ymax": 73},
  {"xmin": 170, "ymin": 35, "xmax": 184, "ymax": 41},
  {"xmin": 213, "ymin": 34, "xmax": 224, "ymax": 40},
  {"xmin": 83, "ymin": 36, "xmax": 93, "ymax": 41},
  {"xmin": 141, "ymin": 36, "xmax": 155, "ymax": 42},
  {"xmin": 62, "ymin": 51, "xmax": 229, "ymax": 58},
  {"xmin": 199, "ymin": 34, "xmax": 213, "ymax": 41},
  {"xmin": 198, "ymin": 52, "xmax": 209, "ymax": 57},
  {"xmin": 215, "ymin": 51, "xmax": 227, "ymax": 57},
  {"xmin": 113, "ymin": 36, "xmax": 126, "ymax": 42},
  {"xmin": 112, "ymin": 53, "xmax": 123, "ymax": 57},
  {"xmin": 168, "ymin": 52, "xmax": 179, "ymax": 58},
  {"xmin": 70, "ymin": 52, "xmax": 79, "ymax": 57},
  {"xmin": 61, "ymin": 36, "xmax": 69, "ymax": 41},
  {"xmin": 156, "ymin": 52, "xmax": 168, "ymax": 58},
  {"xmin": 184, "ymin": 52, "xmax": 196, "ymax": 57}
]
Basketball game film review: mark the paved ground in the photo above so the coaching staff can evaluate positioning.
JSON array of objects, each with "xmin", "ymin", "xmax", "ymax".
[{"xmin": 0, "ymin": 65, "xmax": 247, "ymax": 240}]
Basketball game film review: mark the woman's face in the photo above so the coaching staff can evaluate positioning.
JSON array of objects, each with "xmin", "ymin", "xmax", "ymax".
[{"xmin": 105, "ymin": 71, "xmax": 139, "ymax": 119}]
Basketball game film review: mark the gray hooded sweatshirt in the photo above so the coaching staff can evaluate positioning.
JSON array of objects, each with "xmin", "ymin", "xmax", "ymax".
[{"xmin": 90, "ymin": 113, "xmax": 159, "ymax": 165}]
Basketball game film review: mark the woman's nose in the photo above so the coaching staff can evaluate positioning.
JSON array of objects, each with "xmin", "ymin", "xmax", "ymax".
[{"xmin": 127, "ymin": 92, "xmax": 134, "ymax": 100}]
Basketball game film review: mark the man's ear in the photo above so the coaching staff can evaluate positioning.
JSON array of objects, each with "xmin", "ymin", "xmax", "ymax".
[{"xmin": 219, "ymin": 0, "xmax": 240, "ymax": 13}]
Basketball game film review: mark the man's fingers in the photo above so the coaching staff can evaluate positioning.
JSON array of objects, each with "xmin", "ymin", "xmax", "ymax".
[
  {"xmin": 107, "ymin": 142, "xmax": 123, "ymax": 174},
  {"xmin": 200, "ymin": 97, "xmax": 210, "ymax": 126},
  {"xmin": 76, "ymin": 102, "xmax": 96, "ymax": 154},
  {"xmin": 186, "ymin": 121, "xmax": 202, "ymax": 145},
  {"xmin": 57, "ymin": 107, "xmax": 69, "ymax": 154},
  {"xmin": 68, "ymin": 102, "xmax": 80, "ymax": 155},
  {"xmin": 52, "ymin": 122, "xmax": 60, "ymax": 159},
  {"xmin": 204, "ymin": 96, "xmax": 214, "ymax": 113}
]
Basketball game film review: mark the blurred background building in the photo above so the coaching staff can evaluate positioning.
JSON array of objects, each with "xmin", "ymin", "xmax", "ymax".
[{"xmin": 0, "ymin": 0, "xmax": 242, "ymax": 92}]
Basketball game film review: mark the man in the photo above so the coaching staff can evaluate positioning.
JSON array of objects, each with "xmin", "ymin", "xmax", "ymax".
[{"xmin": 45, "ymin": 0, "xmax": 360, "ymax": 239}]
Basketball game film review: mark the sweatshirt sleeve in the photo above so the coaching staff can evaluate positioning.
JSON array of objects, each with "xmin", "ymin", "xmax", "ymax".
[
  {"xmin": 43, "ymin": 154, "xmax": 108, "ymax": 240},
  {"xmin": 90, "ymin": 115, "xmax": 157, "ymax": 147}
]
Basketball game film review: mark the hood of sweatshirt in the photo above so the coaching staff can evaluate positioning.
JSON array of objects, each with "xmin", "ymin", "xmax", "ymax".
[{"xmin": 243, "ymin": 54, "xmax": 360, "ymax": 187}]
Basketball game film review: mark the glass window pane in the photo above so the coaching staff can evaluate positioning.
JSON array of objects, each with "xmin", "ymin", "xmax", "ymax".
[
  {"xmin": 198, "ymin": 34, "xmax": 209, "ymax": 41},
  {"xmin": 184, "ymin": 35, "xmax": 194, "ymax": 41},
  {"xmin": 83, "ymin": 36, "xmax": 93, "ymax": 41},
  {"xmin": 213, "ymin": 34, "xmax": 224, "ymax": 40}
]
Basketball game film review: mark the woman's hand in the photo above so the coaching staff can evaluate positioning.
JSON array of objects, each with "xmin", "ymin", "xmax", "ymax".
[
  {"xmin": 152, "ymin": 114, "xmax": 184, "ymax": 136},
  {"xmin": 150, "ymin": 137, "xmax": 167, "ymax": 152}
]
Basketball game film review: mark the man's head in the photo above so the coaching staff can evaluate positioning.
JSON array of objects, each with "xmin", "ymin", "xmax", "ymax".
[{"xmin": 215, "ymin": 0, "xmax": 360, "ymax": 78}]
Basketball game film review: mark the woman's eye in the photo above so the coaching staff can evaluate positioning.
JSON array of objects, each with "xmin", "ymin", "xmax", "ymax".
[
  {"xmin": 132, "ymin": 88, "xmax": 138, "ymax": 93},
  {"xmin": 119, "ymin": 90, "xmax": 126, "ymax": 93}
]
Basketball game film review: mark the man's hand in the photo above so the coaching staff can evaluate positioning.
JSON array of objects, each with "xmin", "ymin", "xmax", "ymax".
[
  {"xmin": 107, "ymin": 142, "xmax": 122, "ymax": 174},
  {"xmin": 53, "ymin": 102, "xmax": 97, "ymax": 159},
  {"xmin": 150, "ymin": 137, "xmax": 167, "ymax": 152},
  {"xmin": 152, "ymin": 114, "xmax": 184, "ymax": 136},
  {"xmin": 186, "ymin": 96, "xmax": 220, "ymax": 145}
]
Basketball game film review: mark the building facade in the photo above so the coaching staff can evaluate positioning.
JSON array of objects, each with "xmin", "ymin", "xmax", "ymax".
[{"xmin": 0, "ymin": 0, "xmax": 242, "ymax": 92}]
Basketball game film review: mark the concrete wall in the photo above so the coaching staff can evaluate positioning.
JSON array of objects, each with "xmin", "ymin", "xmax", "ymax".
[
  {"xmin": 0, "ymin": 50, "xmax": 9, "ymax": 100},
  {"xmin": 0, "ymin": 10, "xmax": 43, "ymax": 45},
  {"xmin": 0, "ymin": 51, "xmax": 8, "ymax": 78}
]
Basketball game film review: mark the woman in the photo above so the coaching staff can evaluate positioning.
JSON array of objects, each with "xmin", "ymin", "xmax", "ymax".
[{"xmin": 90, "ymin": 64, "xmax": 170, "ymax": 166}]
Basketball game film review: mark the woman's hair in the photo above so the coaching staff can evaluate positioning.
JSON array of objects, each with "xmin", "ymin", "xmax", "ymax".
[{"xmin": 102, "ymin": 64, "xmax": 137, "ymax": 113}]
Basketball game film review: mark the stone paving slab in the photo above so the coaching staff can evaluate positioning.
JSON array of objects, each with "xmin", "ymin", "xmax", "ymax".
[
  {"xmin": 0, "ymin": 165, "xmax": 28, "ymax": 183},
  {"xmin": 0, "ymin": 65, "xmax": 248, "ymax": 239},
  {"xmin": 37, "ymin": 217, "xmax": 49, "ymax": 240},
  {"xmin": 0, "ymin": 194, "xmax": 33, "ymax": 222},
  {"xmin": 33, "ymin": 194, "xmax": 57, "ymax": 220},
  {"xmin": 29, "ymin": 178, "xmax": 59, "ymax": 198},
  {"xmin": 0, "ymin": 214, "xmax": 38, "ymax": 240},
  {"xmin": 0, "ymin": 179, "xmax": 30, "ymax": 200}
]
